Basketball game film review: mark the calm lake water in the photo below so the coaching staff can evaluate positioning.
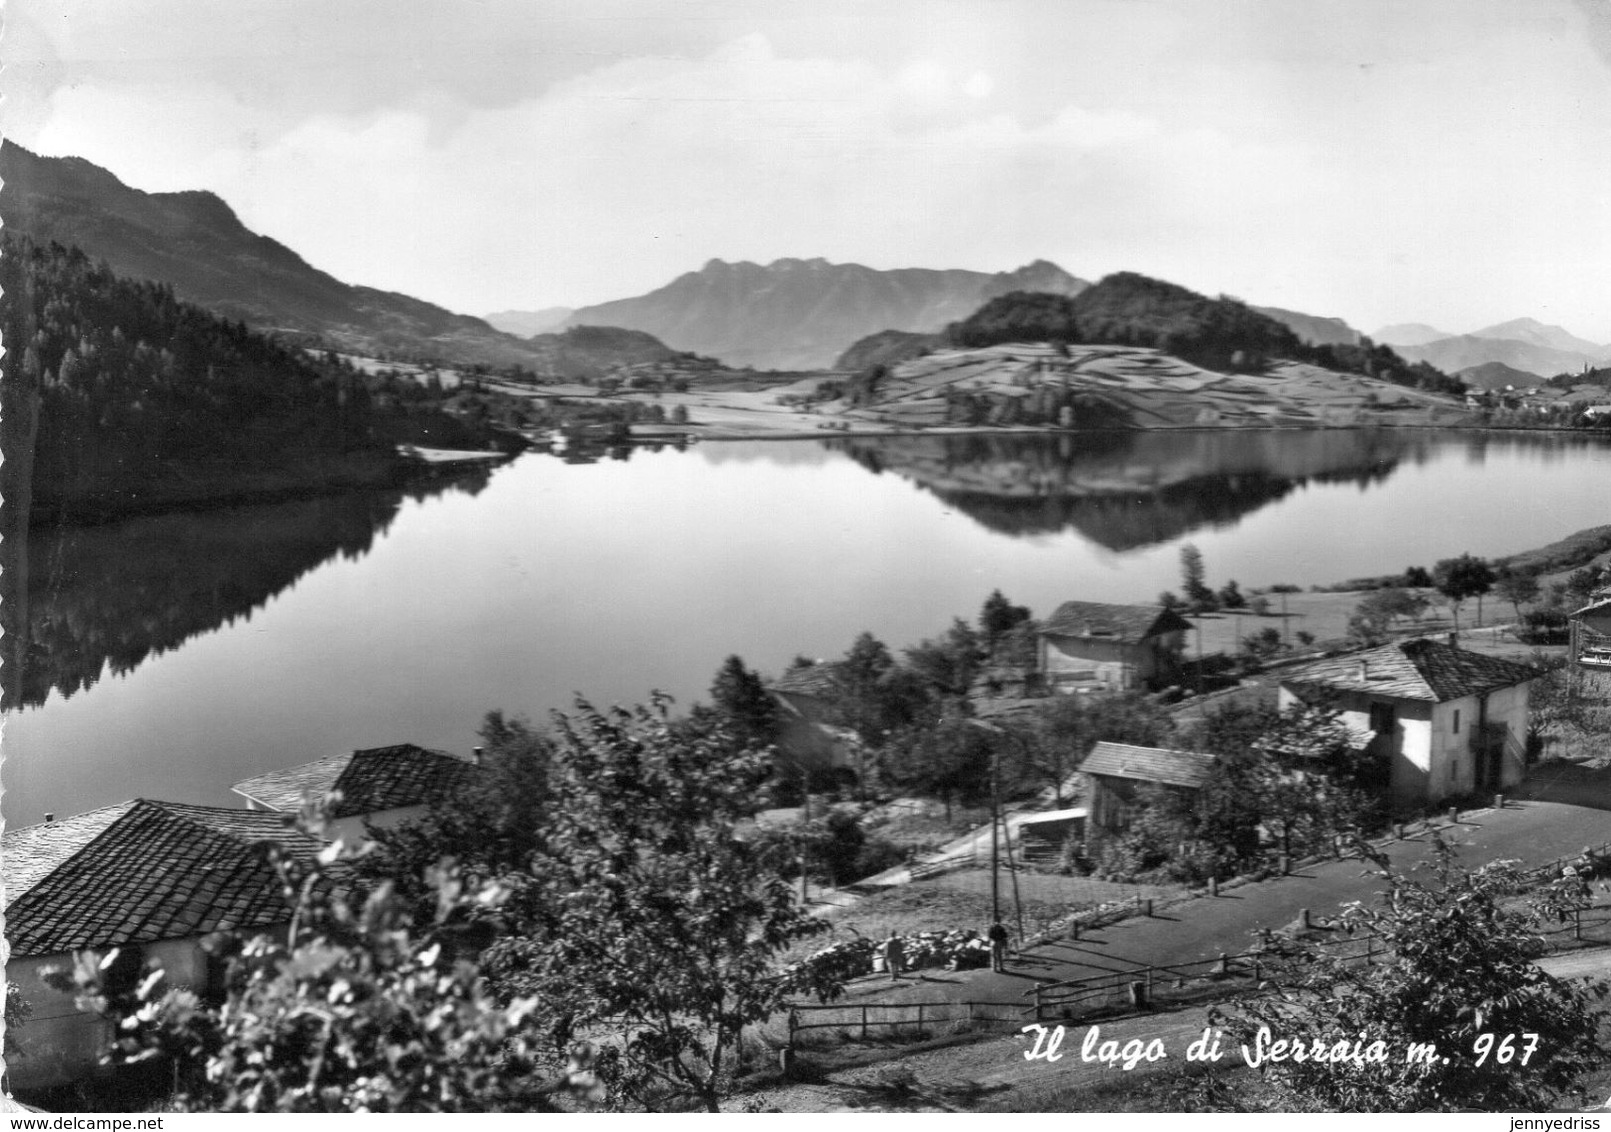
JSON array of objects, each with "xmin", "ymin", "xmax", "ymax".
[{"xmin": 5, "ymin": 428, "xmax": 1609, "ymax": 826}]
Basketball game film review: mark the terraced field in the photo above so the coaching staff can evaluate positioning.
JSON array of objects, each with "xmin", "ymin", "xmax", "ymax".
[{"xmin": 838, "ymin": 343, "xmax": 1473, "ymax": 431}]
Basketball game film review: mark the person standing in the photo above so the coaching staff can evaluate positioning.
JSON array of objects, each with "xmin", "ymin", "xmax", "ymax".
[
  {"xmin": 884, "ymin": 930, "xmax": 905, "ymax": 981},
  {"xmin": 988, "ymin": 920, "xmax": 1010, "ymax": 972}
]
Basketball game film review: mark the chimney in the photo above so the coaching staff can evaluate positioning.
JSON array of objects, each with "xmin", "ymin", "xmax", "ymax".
[
  {"xmin": 472, "ymin": 746, "xmax": 485, "ymax": 767},
  {"xmin": 44, "ymin": 812, "xmax": 54, "ymax": 824}
]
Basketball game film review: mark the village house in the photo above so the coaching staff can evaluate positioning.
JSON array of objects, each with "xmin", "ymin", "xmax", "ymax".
[
  {"xmin": 1037, "ymin": 601, "xmax": 1193, "ymax": 693},
  {"xmin": 764, "ymin": 663, "xmax": 864, "ymax": 787},
  {"xmin": 231, "ymin": 742, "xmax": 480, "ymax": 843},
  {"xmin": 1278, "ymin": 637, "xmax": 1538, "ymax": 805},
  {"xmin": 1078, "ymin": 741, "xmax": 1215, "ymax": 834},
  {"xmin": 3, "ymin": 800, "xmax": 326, "ymax": 1093},
  {"xmin": 1571, "ymin": 595, "xmax": 1611, "ymax": 670}
]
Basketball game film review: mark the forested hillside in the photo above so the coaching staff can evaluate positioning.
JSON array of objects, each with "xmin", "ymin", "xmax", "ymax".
[
  {"xmin": 0, "ymin": 235, "xmax": 497, "ymax": 519},
  {"xmin": 940, "ymin": 274, "xmax": 1465, "ymax": 396}
]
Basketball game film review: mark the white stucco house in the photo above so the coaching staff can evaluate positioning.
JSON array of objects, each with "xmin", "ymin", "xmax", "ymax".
[
  {"xmin": 1278, "ymin": 637, "xmax": 1539, "ymax": 805},
  {"xmin": 2, "ymin": 800, "xmax": 326, "ymax": 1093},
  {"xmin": 231, "ymin": 742, "xmax": 480, "ymax": 844}
]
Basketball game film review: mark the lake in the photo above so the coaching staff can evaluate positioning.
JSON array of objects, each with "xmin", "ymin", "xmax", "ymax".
[{"xmin": 5, "ymin": 427, "xmax": 1609, "ymax": 827}]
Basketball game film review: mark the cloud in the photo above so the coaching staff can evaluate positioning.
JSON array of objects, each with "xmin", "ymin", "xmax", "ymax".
[{"xmin": 16, "ymin": 2, "xmax": 1611, "ymax": 338}]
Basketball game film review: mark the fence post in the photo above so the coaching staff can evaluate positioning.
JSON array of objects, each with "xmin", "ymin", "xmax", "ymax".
[
  {"xmin": 916, "ymin": 1002, "xmax": 926, "ymax": 1034},
  {"xmin": 1447, "ymin": 806, "xmax": 1458, "ymax": 824},
  {"xmin": 1145, "ymin": 898, "xmax": 1154, "ymax": 917},
  {"xmin": 1495, "ymin": 793, "xmax": 1505, "ymax": 810},
  {"xmin": 1146, "ymin": 967, "xmax": 1155, "ymax": 996},
  {"xmin": 1576, "ymin": 909, "xmax": 1584, "ymax": 942},
  {"xmin": 1300, "ymin": 907, "xmax": 1311, "ymax": 929},
  {"xmin": 1034, "ymin": 984, "xmax": 1043, "ymax": 1021},
  {"xmin": 860, "ymin": 1004, "xmax": 868, "ymax": 1042},
  {"xmin": 1209, "ymin": 876, "xmax": 1219, "ymax": 897},
  {"xmin": 1217, "ymin": 952, "xmax": 1229, "ymax": 976}
]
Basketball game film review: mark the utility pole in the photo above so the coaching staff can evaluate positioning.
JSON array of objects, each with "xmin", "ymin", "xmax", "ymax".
[{"xmin": 990, "ymin": 741, "xmax": 1001, "ymax": 927}]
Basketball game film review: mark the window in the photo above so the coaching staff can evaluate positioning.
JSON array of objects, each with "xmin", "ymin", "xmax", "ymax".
[{"xmin": 1369, "ymin": 702, "xmax": 1396, "ymax": 735}]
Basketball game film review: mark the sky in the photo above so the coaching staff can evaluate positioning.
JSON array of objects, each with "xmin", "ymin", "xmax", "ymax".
[{"xmin": 6, "ymin": 0, "xmax": 1611, "ymax": 338}]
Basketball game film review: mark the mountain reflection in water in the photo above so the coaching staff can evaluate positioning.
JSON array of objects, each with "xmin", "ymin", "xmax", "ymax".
[
  {"xmin": 825, "ymin": 430, "xmax": 1429, "ymax": 550},
  {"xmin": 1, "ymin": 469, "xmax": 494, "ymax": 711}
]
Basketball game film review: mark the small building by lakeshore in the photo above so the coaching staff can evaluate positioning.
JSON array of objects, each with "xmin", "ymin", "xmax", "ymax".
[
  {"xmin": 1277, "ymin": 637, "xmax": 1538, "ymax": 805},
  {"xmin": 231, "ymin": 742, "xmax": 480, "ymax": 844},
  {"xmin": 1037, "ymin": 601, "xmax": 1193, "ymax": 693},
  {"xmin": 764, "ymin": 663, "xmax": 866, "ymax": 787},
  {"xmin": 3, "ymin": 800, "xmax": 326, "ymax": 1094},
  {"xmin": 1570, "ymin": 595, "xmax": 1611, "ymax": 670},
  {"xmin": 1078, "ymin": 741, "xmax": 1215, "ymax": 834}
]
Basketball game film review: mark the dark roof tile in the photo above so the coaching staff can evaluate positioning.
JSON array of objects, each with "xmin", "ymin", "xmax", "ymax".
[
  {"xmin": 1040, "ymin": 602, "xmax": 1193, "ymax": 645},
  {"xmin": 4, "ymin": 800, "xmax": 329, "ymax": 958},
  {"xmin": 1280, "ymin": 638, "xmax": 1538, "ymax": 703},
  {"xmin": 1079, "ymin": 742, "xmax": 1214, "ymax": 789}
]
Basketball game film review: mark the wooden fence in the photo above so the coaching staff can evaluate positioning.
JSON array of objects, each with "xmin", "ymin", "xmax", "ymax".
[{"xmin": 786, "ymin": 998, "xmax": 1033, "ymax": 1048}]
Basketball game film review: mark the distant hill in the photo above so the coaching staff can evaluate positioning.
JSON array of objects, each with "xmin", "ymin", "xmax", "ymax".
[
  {"xmin": 1394, "ymin": 335, "xmax": 1595, "ymax": 380},
  {"xmin": 562, "ymin": 257, "xmax": 1090, "ymax": 370},
  {"xmin": 1375, "ymin": 323, "xmax": 1451, "ymax": 348},
  {"xmin": 1470, "ymin": 317, "xmax": 1610, "ymax": 360},
  {"xmin": 834, "ymin": 330, "xmax": 943, "ymax": 373},
  {"xmin": 1456, "ymin": 361, "xmax": 1545, "ymax": 390},
  {"xmin": 1252, "ymin": 306, "xmax": 1362, "ymax": 347},
  {"xmin": 484, "ymin": 307, "xmax": 574, "ymax": 337},
  {"xmin": 0, "ymin": 141, "xmax": 554, "ymax": 370}
]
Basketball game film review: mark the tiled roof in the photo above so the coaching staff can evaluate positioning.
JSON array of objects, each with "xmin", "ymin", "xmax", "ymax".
[
  {"xmin": 4, "ymin": 800, "xmax": 324, "ymax": 957},
  {"xmin": 1079, "ymin": 742, "xmax": 1214, "ymax": 789},
  {"xmin": 767, "ymin": 662, "xmax": 846, "ymax": 699},
  {"xmin": 1040, "ymin": 602, "xmax": 1193, "ymax": 644},
  {"xmin": 1280, "ymin": 638, "xmax": 1539, "ymax": 703},
  {"xmin": 3, "ymin": 802, "xmax": 136, "ymax": 905},
  {"xmin": 231, "ymin": 743, "xmax": 475, "ymax": 817}
]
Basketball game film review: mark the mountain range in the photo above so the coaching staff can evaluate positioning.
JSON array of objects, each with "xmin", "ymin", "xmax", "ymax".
[
  {"xmin": 554, "ymin": 257, "xmax": 1091, "ymax": 370},
  {"xmin": 1375, "ymin": 316, "xmax": 1611, "ymax": 381},
  {"xmin": 0, "ymin": 141, "xmax": 563, "ymax": 370}
]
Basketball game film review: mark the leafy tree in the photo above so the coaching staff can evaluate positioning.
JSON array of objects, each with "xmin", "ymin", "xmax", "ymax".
[
  {"xmin": 1432, "ymin": 553, "xmax": 1495, "ymax": 630},
  {"xmin": 1180, "ymin": 543, "xmax": 1215, "ymax": 611},
  {"xmin": 1157, "ymin": 590, "xmax": 1183, "ymax": 612},
  {"xmin": 1015, "ymin": 692, "xmax": 1174, "ymax": 804},
  {"xmin": 879, "ymin": 707, "xmax": 995, "ymax": 818},
  {"xmin": 52, "ymin": 811, "xmax": 599, "ymax": 1112},
  {"xmin": 1240, "ymin": 626, "xmax": 1283, "ymax": 666},
  {"xmin": 1218, "ymin": 580, "xmax": 1247, "ymax": 610},
  {"xmin": 1566, "ymin": 565, "xmax": 1607, "ymax": 607},
  {"xmin": 978, "ymin": 589, "xmax": 1032, "ymax": 645},
  {"xmin": 480, "ymin": 697, "xmax": 836, "ymax": 1112},
  {"xmin": 1347, "ymin": 587, "xmax": 1429, "ymax": 646},
  {"xmin": 1402, "ymin": 565, "xmax": 1433, "ymax": 587},
  {"xmin": 904, "ymin": 618, "xmax": 986, "ymax": 697},
  {"xmin": 1205, "ymin": 840, "xmax": 1607, "ymax": 1112},
  {"xmin": 706, "ymin": 654, "xmax": 782, "ymax": 751},
  {"xmin": 1495, "ymin": 568, "xmax": 1541, "ymax": 624}
]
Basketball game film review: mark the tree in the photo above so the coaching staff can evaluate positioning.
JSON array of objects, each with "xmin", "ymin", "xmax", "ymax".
[
  {"xmin": 904, "ymin": 618, "xmax": 986, "ymax": 697},
  {"xmin": 1432, "ymin": 553, "xmax": 1495, "ymax": 631},
  {"xmin": 480, "ymin": 697, "xmax": 837, "ymax": 1112},
  {"xmin": 1015, "ymin": 692, "xmax": 1174, "ymax": 804},
  {"xmin": 1180, "ymin": 543, "xmax": 1214, "ymax": 611},
  {"xmin": 1218, "ymin": 580, "xmax": 1246, "ymax": 610},
  {"xmin": 978, "ymin": 589, "xmax": 1032, "ymax": 645},
  {"xmin": 706, "ymin": 654, "xmax": 782, "ymax": 751},
  {"xmin": 1494, "ymin": 568, "xmax": 1541, "ymax": 625},
  {"xmin": 52, "ymin": 808, "xmax": 600, "ymax": 1112},
  {"xmin": 1347, "ymin": 587, "xmax": 1430, "ymax": 646},
  {"xmin": 879, "ymin": 708, "xmax": 995, "ymax": 818},
  {"xmin": 1204, "ymin": 840, "xmax": 1607, "ymax": 1112},
  {"xmin": 1240, "ymin": 626, "xmax": 1283, "ymax": 667}
]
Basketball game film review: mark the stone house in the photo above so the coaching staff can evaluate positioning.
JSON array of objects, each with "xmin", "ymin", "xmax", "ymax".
[
  {"xmin": 1078, "ymin": 741, "xmax": 1215, "ymax": 834},
  {"xmin": 3, "ymin": 800, "xmax": 326, "ymax": 1093},
  {"xmin": 1038, "ymin": 601, "xmax": 1193, "ymax": 692},
  {"xmin": 1571, "ymin": 596, "xmax": 1611, "ymax": 670},
  {"xmin": 764, "ymin": 663, "xmax": 864, "ymax": 785},
  {"xmin": 1278, "ymin": 637, "xmax": 1538, "ymax": 805},
  {"xmin": 232, "ymin": 742, "xmax": 480, "ymax": 844}
]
